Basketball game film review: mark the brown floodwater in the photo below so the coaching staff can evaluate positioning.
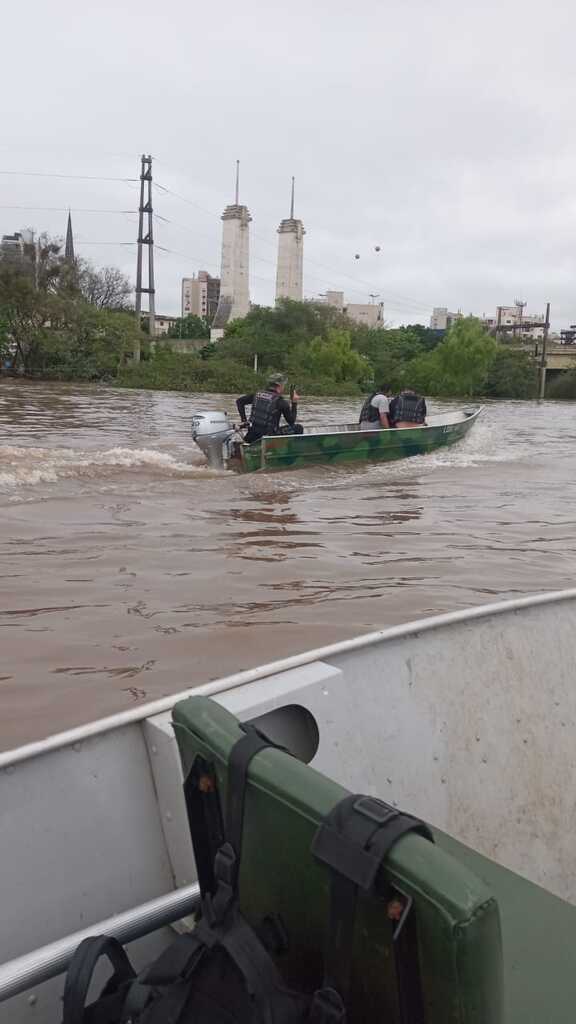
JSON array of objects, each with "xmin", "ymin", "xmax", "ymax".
[{"xmin": 2, "ymin": 379, "xmax": 576, "ymax": 750}]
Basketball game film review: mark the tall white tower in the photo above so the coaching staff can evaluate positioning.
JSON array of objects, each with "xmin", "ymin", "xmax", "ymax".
[
  {"xmin": 275, "ymin": 177, "xmax": 305, "ymax": 303},
  {"xmin": 211, "ymin": 161, "xmax": 252, "ymax": 340}
]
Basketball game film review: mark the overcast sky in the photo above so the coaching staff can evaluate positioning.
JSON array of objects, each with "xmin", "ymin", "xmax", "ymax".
[{"xmin": 3, "ymin": 0, "xmax": 576, "ymax": 327}]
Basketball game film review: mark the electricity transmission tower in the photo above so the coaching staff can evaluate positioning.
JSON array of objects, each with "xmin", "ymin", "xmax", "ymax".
[{"xmin": 134, "ymin": 154, "xmax": 155, "ymax": 360}]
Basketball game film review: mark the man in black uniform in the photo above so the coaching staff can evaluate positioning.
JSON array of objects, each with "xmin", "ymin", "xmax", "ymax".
[
  {"xmin": 236, "ymin": 374, "xmax": 303, "ymax": 444},
  {"xmin": 389, "ymin": 388, "xmax": 427, "ymax": 428}
]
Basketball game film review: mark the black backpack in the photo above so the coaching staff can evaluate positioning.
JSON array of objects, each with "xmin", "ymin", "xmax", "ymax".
[{"xmin": 62, "ymin": 725, "xmax": 433, "ymax": 1024}]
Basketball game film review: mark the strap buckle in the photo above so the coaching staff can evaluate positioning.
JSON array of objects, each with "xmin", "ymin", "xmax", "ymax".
[
  {"xmin": 352, "ymin": 796, "xmax": 398, "ymax": 826},
  {"xmin": 202, "ymin": 843, "xmax": 238, "ymax": 927},
  {"xmin": 213, "ymin": 842, "xmax": 237, "ymax": 888}
]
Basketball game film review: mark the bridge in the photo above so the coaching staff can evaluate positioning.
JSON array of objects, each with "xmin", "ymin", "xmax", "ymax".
[{"xmin": 510, "ymin": 341, "xmax": 576, "ymax": 373}]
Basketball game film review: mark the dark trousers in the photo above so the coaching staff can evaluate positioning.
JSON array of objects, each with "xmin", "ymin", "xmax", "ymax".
[{"xmin": 244, "ymin": 423, "xmax": 304, "ymax": 444}]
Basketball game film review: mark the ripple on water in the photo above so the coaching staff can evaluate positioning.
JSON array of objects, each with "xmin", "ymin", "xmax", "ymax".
[{"xmin": 2, "ymin": 381, "xmax": 576, "ymax": 747}]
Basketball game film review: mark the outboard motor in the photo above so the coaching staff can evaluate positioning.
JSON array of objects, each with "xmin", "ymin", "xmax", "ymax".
[{"xmin": 191, "ymin": 411, "xmax": 236, "ymax": 469}]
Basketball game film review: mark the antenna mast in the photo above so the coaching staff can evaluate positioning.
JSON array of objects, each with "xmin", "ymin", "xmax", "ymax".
[
  {"xmin": 134, "ymin": 154, "xmax": 156, "ymax": 360},
  {"xmin": 235, "ymin": 160, "xmax": 240, "ymax": 205}
]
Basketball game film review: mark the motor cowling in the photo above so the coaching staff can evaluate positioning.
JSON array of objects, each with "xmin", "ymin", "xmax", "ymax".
[{"xmin": 191, "ymin": 411, "xmax": 235, "ymax": 469}]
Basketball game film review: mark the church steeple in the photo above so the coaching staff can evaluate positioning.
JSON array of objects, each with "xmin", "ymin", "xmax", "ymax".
[{"xmin": 65, "ymin": 210, "xmax": 75, "ymax": 261}]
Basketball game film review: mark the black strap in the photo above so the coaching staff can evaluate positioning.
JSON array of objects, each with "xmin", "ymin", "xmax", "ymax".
[
  {"xmin": 225, "ymin": 724, "xmax": 289, "ymax": 869},
  {"xmin": 136, "ymin": 933, "xmax": 206, "ymax": 1024},
  {"xmin": 140, "ymin": 932, "xmax": 205, "ymax": 986},
  {"xmin": 183, "ymin": 723, "xmax": 289, "ymax": 912},
  {"xmin": 183, "ymin": 755, "xmax": 225, "ymax": 897},
  {"xmin": 311, "ymin": 794, "xmax": 433, "ymax": 1005},
  {"xmin": 139, "ymin": 910, "xmax": 291, "ymax": 1024},
  {"xmin": 62, "ymin": 935, "xmax": 135, "ymax": 1024}
]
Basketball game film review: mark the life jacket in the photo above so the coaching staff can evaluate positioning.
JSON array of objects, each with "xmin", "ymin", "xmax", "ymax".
[
  {"xmin": 390, "ymin": 392, "xmax": 426, "ymax": 424},
  {"xmin": 359, "ymin": 391, "xmax": 382, "ymax": 424},
  {"xmin": 249, "ymin": 390, "xmax": 282, "ymax": 436}
]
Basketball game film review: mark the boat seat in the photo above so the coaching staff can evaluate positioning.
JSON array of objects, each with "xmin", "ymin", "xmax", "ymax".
[{"xmin": 173, "ymin": 696, "xmax": 503, "ymax": 1024}]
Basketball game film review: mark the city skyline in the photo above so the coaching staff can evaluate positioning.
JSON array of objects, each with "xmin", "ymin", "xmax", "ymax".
[{"xmin": 5, "ymin": 0, "xmax": 576, "ymax": 327}]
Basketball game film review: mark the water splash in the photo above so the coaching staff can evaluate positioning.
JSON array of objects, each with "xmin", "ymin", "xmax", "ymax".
[{"xmin": 0, "ymin": 445, "xmax": 220, "ymax": 489}]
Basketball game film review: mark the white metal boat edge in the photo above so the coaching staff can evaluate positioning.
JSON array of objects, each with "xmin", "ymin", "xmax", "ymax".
[
  {"xmin": 2, "ymin": 585, "xmax": 576, "ymax": 770},
  {"xmin": 4, "ymin": 588, "xmax": 576, "ymax": 1022}
]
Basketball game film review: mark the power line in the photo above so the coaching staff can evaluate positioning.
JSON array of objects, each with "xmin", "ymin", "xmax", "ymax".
[
  {"xmin": 154, "ymin": 175, "xmax": 430, "ymax": 315},
  {"xmin": 0, "ymin": 170, "xmax": 138, "ymax": 182},
  {"xmin": 0, "ymin": 205, "xmax": 135, "ymax": 214},
  {"xmin": 77, "ymin": 241, "xmax": 136, "ymax": 246},
  {"xmin": 155, "ymin": 244, "xmax": 276, "ymax": 288},
  {"xmin": 154, "ymin": 193, "xmax": 428, "ymax": 313}
]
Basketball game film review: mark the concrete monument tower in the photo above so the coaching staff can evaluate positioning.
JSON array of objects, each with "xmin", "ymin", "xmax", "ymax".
[
  {"xmin": 275, "ymin": 177, "xmax": 305, "ymax": 303},
  {"xmin": 211, "ymin": 161, "xmax": 252, "ymax": 340}
]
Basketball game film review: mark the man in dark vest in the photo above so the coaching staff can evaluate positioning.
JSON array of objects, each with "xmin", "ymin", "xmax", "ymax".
[
  {"xmin": 389, "ymin": 388, "xmax": 427, "ymax": 428},
  {"xmin": 358, "ymin": 384, "xmax": 392, "ymax": 429},
  {"xmin": 236, "ymin": 374, "xmax": 303, "ymax": 444}
]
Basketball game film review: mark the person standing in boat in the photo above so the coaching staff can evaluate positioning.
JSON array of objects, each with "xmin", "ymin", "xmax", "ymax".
[
  {"xmin": 237, "ymin": 374, "xmax": 303, "ymax": 444},
  {"xmin": 389, "ymin": 388, "xmax": 427, "ymax": 428},
  {"xmin": 358, "ymin": 384, "xmax": 392, "ymax": 429}
]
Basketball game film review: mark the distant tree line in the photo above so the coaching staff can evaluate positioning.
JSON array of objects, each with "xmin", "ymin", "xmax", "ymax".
[{"xmin": 0, "ymin": 240, "xmax": 543, "ymax": 399}]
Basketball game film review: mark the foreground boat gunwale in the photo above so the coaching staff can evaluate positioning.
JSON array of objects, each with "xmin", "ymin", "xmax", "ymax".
[{"xmin": 2, "ymin": 585, "xmax": 576, "ymax": 769}]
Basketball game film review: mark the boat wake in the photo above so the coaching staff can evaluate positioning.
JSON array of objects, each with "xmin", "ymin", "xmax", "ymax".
[{"xmin": 0, "ymin": 445, "xmax": 219, "ymax": 490}]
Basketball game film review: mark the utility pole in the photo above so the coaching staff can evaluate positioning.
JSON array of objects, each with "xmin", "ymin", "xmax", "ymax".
[
  {"xmin": 538, "ymin": 301, "xmax": 550, "ymax": 400},
  {"xmin": 134, "ymin": 154, "xmax": 155, "ymax": 361}
]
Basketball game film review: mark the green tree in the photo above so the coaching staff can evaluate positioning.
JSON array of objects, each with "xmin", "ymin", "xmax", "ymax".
[
  {"xmin": 167, "ymin": 314, "xmax": 210, "ymax": 339},
  {"xmin": 290, "ymin": 328, "xmax": 370, "ymax": 385},
  {"xmin": 351, "ymin": 324, "xmax": 441, "ymax": 393},
  {"xmin": 219, "ymin": 299, "xmax": 349, "ymax": 371},
  {"xmin": 410, "ymin": 317, "xmax": 498, "ymax": 396},
  {"xmin": 0, "ymin": 266, "xmax": 56, "ymax": 373},
  {"xmin": 484, "ymin": 348, "xmax": 537, "ymax": 399},
  {"xmin": 0, "ymin": 259, "xmax": 144, "ymax": 378}
]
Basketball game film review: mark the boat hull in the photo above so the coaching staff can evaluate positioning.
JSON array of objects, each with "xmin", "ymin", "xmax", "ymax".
[
  {"xmin": 5, "ymin": 587, "xmax": 576, "ymax": 1022},
  {"xmin": 237, "ymin": 406, "xmax": 481, "ymax": 472}
]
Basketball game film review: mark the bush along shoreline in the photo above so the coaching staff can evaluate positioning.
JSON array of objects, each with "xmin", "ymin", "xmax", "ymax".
[
  {"xmin": 0, "ymin": 241, "xmax": 545, "ymax": 402},
  {"xmin": 116, "ymin": 302, "xmax": 539, "ymax": 400}
]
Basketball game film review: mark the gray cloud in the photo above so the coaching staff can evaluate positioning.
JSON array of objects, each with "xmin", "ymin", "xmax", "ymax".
[{"xmin": 2, "ymin": 0, "xmax": 575, "ymax": 325}]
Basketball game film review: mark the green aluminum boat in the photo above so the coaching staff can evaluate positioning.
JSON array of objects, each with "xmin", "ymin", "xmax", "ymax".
[{"xmin": 230, "ymin": 406, "xmax": 482, "ymax": 473}]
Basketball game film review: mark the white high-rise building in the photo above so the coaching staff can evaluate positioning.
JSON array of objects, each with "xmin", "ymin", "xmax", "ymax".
[
  {"xmin": 211, "ymin": 163, "xmax": 252, "ymax": 340},
  {"xmin": 181, "ymin": 271, "xmax": 220, "ymax": 320},
  {"xmin": 275, "ymin": 178, "xmax": 305, "ymax": 303}
]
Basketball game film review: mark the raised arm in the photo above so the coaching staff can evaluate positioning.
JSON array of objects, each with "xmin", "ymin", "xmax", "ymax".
[
  {"xmin": 281, "ymin": 392, "xmax": 299, "ymax": 427},
  {"xmin": 236, "ymin": 393, "xmax": 254, "ymax": 424}
]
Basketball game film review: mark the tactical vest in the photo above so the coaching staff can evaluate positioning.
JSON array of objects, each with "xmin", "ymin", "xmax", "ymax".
[
  {"xmin": 391, "ymin": 392, "xmax": 426, "ymax": 424},
  {"xmin": 359, "ymin": 392, "xmax": 381, "ymax": 424},
  {"xmin": 249, "ymin": 390, "xmax": 282, "ymax": 436}
]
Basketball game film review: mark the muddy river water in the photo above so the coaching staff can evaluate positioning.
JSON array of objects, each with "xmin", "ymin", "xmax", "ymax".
[{"xmin": 1, "ymin": 380, "xmax": 575, "ymax": 749}]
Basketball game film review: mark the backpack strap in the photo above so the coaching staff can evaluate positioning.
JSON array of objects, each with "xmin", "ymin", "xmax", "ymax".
[
  {"xmin": 185, "ymin": 723, "xmax": 290, "ymax": 928},
  {"xmin": 62, "ymin": 935, "xmax": 136, "ymax": 1024},
  {"xmin": 311, "ymin": 795, "xmax": 433, "ymax": 1006},
  {"xmin": 225, "ymin": 724, "xmax": 288, "ymax": 870}
]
